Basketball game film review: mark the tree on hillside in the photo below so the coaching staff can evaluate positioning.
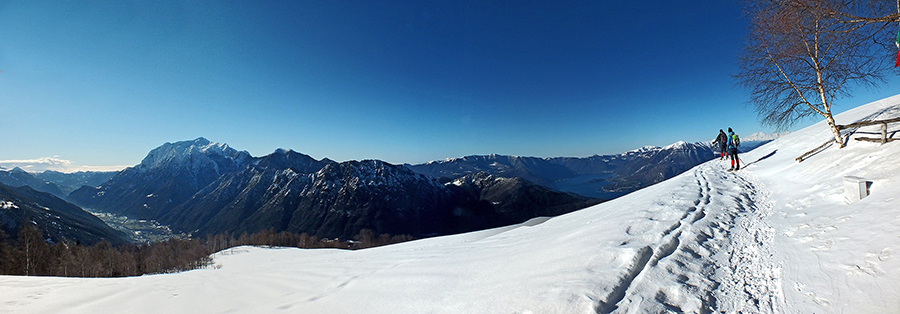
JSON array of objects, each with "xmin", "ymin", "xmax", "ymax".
[
  {"xmin": 736, "ymin": 0, "xmax": 897, "ymax": 148},
  {"xmin": 18, "ymin": 225, "xmax": 49, "ymax": 276}
]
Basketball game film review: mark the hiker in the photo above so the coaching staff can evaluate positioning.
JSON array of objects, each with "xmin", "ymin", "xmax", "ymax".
[
  {"xmin": 713, "ymin": 129, "xmax": 728, "ymax": 160},
  {"xmin": 727, "ymin": 127, "xmax": 740, "ymax": 171}
]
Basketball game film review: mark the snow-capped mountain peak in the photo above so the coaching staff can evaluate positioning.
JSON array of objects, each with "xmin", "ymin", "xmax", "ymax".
[
  {"xmin": 742, "ymin": 132, "xmax": 789, "ymax": 142},
  {"xmin": 662, "ymin": 141, "xmax": 689, "ymax": 150},
  {"xmin": 138, "ymin": 137, "xmax": 251, "ymax": 171},
  {"xmin": 272, "ymin": 148, "xmax": 294, "ymax": 155},
  {"xmin": 625, "ymin": 145, "xmax": 662, "ymax": 154},
  {"xmin": 626, "ymin": 141, "xmax": 711, "ymax": 155}
]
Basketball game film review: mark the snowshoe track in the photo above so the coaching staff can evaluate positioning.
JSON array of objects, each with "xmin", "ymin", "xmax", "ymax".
[{"xmin": 595, "ymin": 164, "xmax": 782, "ymax": 313}]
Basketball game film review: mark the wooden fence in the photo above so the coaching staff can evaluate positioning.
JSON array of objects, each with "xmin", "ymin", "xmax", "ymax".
[
  {"xmin": 837, "ymin": 117, "xmax": 900, "ymax": 145},
  {"xmin": 795, "ymin": 117, "xmax": 899, "ymax": 162}
]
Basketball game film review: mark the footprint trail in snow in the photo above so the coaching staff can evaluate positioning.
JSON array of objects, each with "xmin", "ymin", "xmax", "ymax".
[{"xmin": 596, "ymin": 163, "xmax": 783, "ymax": 314}]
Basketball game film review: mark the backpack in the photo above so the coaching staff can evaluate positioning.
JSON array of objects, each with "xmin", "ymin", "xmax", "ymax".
[{"xmin": 733, "ymin": 134, "xmax": 740, "ymax": 147}]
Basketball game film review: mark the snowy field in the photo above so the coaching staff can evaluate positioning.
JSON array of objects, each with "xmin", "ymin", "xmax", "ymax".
[{"xmin": 2, "ymin": 94, "xmax": 900, "ymax": 313}]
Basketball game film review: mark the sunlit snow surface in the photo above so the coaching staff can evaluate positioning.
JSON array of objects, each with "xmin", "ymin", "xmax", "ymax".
[{"xmin": 2, "ymin": 95, "xmax": 900, "ymax": 313}]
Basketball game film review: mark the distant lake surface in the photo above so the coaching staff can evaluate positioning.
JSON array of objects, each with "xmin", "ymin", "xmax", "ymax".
[{"xmin": 553, "ymin": 173, "xmax": 628, "ymax": 200}]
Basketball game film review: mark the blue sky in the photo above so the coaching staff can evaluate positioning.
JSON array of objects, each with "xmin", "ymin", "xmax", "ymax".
[{"xmin": 1, "ymin": 1, "xmax": 898, "ymax": 171}]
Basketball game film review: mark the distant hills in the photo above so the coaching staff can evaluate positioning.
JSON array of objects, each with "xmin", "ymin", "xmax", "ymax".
[
  {"xmin": 0, "ymin": 167, "xmax": 117, "ymax": 198},
  {"xmin": 0, "ymin": 183, "xmax": 127, "ymax": 245},
  {"xmin": 0, "ymin": 167, "xmax": 66, "ymax": 198},
  {"xmin": 408, "ymin": 141, "xmax": 723, "ymax": 199},
  {"xmin": 68, "ymin": 138, "xmax": 598, "ymax": 239},
  {"xmin": 0, "ymin": 169, "xmax": 125, "ymax": 245},
  {"xmin": 35, "ymin": 171, "xmax": 117, "ymax": 195},
  {"xmin": 407, "ymin": 133, "xmax": 780, "ymax": 200}
]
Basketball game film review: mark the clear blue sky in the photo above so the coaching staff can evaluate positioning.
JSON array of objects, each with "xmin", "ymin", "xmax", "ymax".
[{"xmin": 1, "ymin": 1, "xmax": 897, "ymax": 171}]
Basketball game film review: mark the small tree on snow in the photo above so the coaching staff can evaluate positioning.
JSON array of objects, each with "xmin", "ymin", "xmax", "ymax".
[{"xmin": 736, "ymin": 0, "xmax": 896, "ymax": 148}]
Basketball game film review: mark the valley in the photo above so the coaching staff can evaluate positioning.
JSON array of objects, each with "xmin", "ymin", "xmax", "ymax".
[{"xmin": 84, "ymin": 209, "xmax": 184, "ymax": 244}]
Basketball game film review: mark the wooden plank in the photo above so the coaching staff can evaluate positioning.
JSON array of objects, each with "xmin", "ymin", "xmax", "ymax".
[
  {"xmin": 799, "ymin": 117, "xmax": 898, "ymax": 162},
  {"xmin": 795, "ymin": 140, "xmax": 834, "ymax": 162},
  {"xmin": 838, "ymin": 117, "xmax": 900, "ymax": 130},
  {"xmin": 853, "ymin": 137, "xmax": 898, "ymax": 143}
]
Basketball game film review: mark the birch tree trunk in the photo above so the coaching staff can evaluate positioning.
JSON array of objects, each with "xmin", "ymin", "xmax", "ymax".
[{"xmin": 825, "ymin": 112, "xmax": 843, "ymax": 147}]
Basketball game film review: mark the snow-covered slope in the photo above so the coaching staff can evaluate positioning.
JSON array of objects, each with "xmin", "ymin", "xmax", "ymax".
[
  {"xmin": 740, "ymin": 94, "xmax": 900, "ymax": 312},
  {"xmin": 2, "ymin": 94, "xmax": 899, "ymax": 313}
]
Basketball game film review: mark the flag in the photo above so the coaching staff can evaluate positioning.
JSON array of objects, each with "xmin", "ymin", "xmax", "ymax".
[
  {"xmin": 896, "ymin": 27, "xmax": 900, "ymax": 49},
  {"xmin": 895, "ymin": 28, "xmax": 900, "ymax": 67}
]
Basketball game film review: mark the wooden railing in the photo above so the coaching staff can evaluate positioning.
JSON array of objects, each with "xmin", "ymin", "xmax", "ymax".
[
  {"xmin": 837, "ymin": 117, "xmax": 900, "ymax": 145},
  {"xmin": 795, "ymin": 140, "xmax": 834, "ymax": 162},
  {"xmin": 795, "ymin": 117, "xmax": 899, "ymax": 162}
]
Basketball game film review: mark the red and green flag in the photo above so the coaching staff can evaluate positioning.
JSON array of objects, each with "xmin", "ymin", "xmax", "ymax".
[
  {"xmin": 895, "ymin": 27, "xmax": 900, "ymax": 67},
  {"xmin": 896, "ymin": 27, "xmax": 900, "ymax": 49}
]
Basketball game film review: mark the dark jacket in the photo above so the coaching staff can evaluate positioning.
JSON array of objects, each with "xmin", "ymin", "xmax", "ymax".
[{"xmin": 714, "ymin": 131, "xmax": 727, "ymax": 147}]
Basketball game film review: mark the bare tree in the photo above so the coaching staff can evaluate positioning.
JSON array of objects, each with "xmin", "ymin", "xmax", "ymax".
[
  {"xmin": 737, "ymin": 0, "xmax": 895, "ymax": 147},
  {"xmin": 784, "ymin": 0, "xmax": 900, "ymax": 25}
]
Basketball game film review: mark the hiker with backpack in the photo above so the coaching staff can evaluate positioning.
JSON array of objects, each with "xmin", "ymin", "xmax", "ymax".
[
  {"xmin": 727, "ymin": 127, "xmax": 741, "ymax": 171},
  {"xmin": 713, "ymin": 129, "xmax": 728, "ymax": 160}
]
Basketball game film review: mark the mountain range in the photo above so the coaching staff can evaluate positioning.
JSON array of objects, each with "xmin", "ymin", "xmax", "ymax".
[
  {"xmin": 0, "ymin": 167, "xmax": 67, "ymax": 199},
  {"xmin": 0, "ymin": 168, "xmax": 116, "ymax": 199},
  {"xmin": 408, "ymin": 141, "xmax": 725, "ymax": 199},
  {"xmin": 0, "ymin": 183, "xmax": 126, "ymax": 245},
  {"xmin": 34, "ymin": 171, "xmax": 117, "ymax": 195},
  {"xmin": 8, "ymin": 134, "xmax": 778, "ymax": 244},
  {"xmin": 68, "ymin": 138, "xmax": 599, "ymax": 239}
]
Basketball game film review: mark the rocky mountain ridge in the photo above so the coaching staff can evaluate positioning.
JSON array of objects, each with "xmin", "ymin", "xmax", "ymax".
[
  {"xmin": 408, "ymin": 141, "xmax": 721, "ymax": 199},
  {"xmin": 0, "ymin": 183, "xmax": 126, "ymax": 245},
  {"xmin": 69, "ymin": 138, "xmax": 598, "ymax": 240}
]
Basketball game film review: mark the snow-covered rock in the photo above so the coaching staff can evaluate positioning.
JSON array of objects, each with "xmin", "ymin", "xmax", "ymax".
[{"xmin": 0, "ymin": 200, "xmax": 18, "ymax": 209}]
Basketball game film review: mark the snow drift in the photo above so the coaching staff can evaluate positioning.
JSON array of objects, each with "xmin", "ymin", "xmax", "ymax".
[{"xmin": 2, "ymin": 94, "xmax": 900, "ymax": 313}]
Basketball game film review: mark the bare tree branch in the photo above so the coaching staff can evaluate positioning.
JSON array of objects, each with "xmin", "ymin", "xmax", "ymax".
[{"xmin": 736, "ymin": 0, "xmax": 894, "ymax": 148}]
